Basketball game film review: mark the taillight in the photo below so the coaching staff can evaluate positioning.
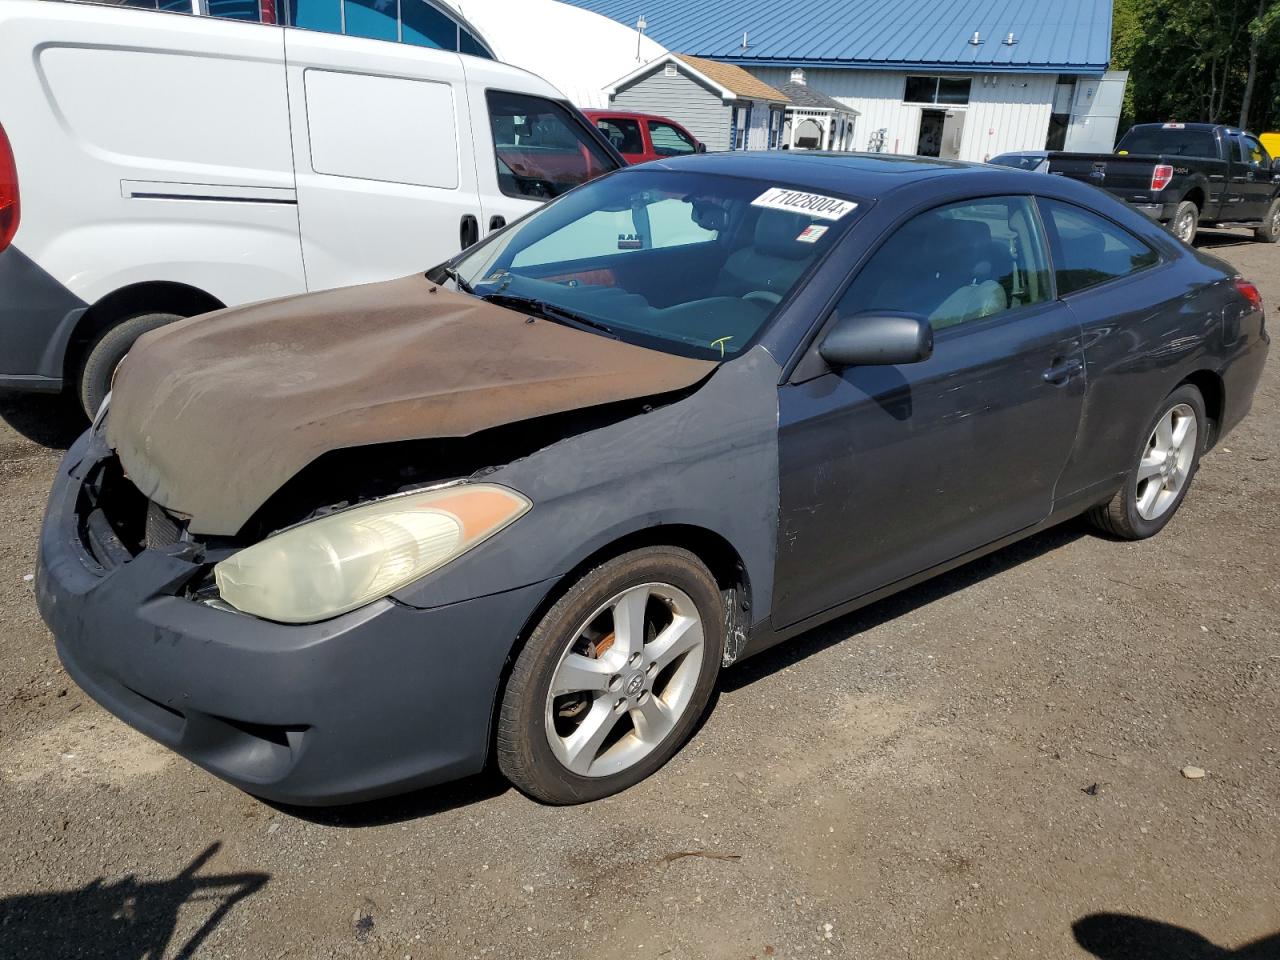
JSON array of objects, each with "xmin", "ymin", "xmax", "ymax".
[
  {"xmin": 1150, "ymin": 164, "xmax": 1174, "ymax": 192},
  {"xmin": 259, "ymin": 0, "xmax": 277, "ymax": 24},
  {"xmin": 1234, "ymin": 277, "xmax": 1263, "ymax": 312},
  {"xmin": 0, "ymin": 120, "xmax": 18, "ymax": 253}
]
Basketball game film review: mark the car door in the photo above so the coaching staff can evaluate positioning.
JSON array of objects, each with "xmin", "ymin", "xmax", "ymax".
[
  {"xmin": 284, "ymin": 29, "xmax": 481, "ymax": 292},
  {"xmin": 646, "ymin": 119, "xmax": 700, "ymax": 160},
  {"xmin": 460, "ymin": 63, "xmax": 618, "ymax": 239},
  {"xmin": 773, "ymin": 196, "xmax": 1085, "ymax": 629},
  {"xmin": 1236, "ymin": 134, "xmax": 1275, "ymax": 220}
]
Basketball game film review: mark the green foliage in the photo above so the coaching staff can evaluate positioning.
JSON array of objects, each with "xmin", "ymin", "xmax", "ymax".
[{"xmin": 1112, "ymin": 0, "xmax": 1280, "ymax": 132}]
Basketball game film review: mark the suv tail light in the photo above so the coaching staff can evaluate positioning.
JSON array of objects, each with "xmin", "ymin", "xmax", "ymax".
[
  {"xmin": 1234, "ymin": 277, "xmax": 1263, "ymax": 311},
  {"xmin": 1150, "ymin": 164, "xmax": 1174, "ymax": 192},
  {"xmin": 0, "ymin": 120, "xmax": 18, "ymax": 253}
]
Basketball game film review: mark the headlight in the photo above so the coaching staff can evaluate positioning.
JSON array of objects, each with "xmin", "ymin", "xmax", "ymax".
[{"xmin": 213, "ymin": 483, "xmax": 530, "ymax": 623}]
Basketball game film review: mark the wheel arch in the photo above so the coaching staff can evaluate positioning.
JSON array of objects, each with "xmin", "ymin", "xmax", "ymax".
[
  {"xmin": 1181, "ymin": 186, "xmax": 1206, "ymax": 212},
  {"xmin": 63, "ymin": 281, "xmax": 225, "ymax": 383},
  {"xmin": 485, "ymin": 522, "xmax": 753, "ymax": 764},
  {"xmin": 1179, "ymin": 368, "xmax": 1225, "ymax": 448}
]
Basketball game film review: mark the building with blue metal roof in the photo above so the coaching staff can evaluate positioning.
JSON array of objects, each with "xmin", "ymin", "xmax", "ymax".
[{"xmin": 563, "ymin": 0, "xmax": 1125, "ymax": 161}]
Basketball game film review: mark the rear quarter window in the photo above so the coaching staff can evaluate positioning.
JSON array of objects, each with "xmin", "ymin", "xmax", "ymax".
[{"xmin": 1038, "ymin": 198, "xmax": 1159, "ymax": 296}]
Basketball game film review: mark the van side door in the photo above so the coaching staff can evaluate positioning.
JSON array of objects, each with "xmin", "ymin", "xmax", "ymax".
[
  {"xmin": 460, "ymin": 58, "xmax": 619, "ymax": 239},
  {"xmin": 284, "ymin": 30, "xmax": 481, "ymax": 291}
]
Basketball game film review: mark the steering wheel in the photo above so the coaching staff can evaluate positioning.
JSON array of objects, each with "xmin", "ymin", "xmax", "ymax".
[{"xmin": 743, "ymin": 290, "xmax": 782, "ymax": 308}]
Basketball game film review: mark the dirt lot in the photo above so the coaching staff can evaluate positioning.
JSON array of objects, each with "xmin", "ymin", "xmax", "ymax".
[{"xmin": 1, "ymin": 234, "xmax": 1277, "ymax": 960}]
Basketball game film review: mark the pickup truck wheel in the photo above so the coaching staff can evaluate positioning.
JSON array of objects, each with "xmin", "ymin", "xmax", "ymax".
[
  {"xmin": 76, "ymin": 312, "xmax": 181, "ymax": 418},
  {"xmin": 1169, "ymin": 201, "xmax": 1199, "ymax": 245},
  {"xmin": 1256, "ymin": 199, "xmax": 1280, "ymax": 243},
  {"xmin": 1088, "ymin": 384, "xmax": 1205, "ymax": 540}
]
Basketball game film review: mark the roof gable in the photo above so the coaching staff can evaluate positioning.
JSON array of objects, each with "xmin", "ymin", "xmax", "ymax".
[
  {"xmin": 562, "ymin": 0, "xmax": 1113, "ymax": 73},
  {"xmin": 606, "ymin": 51, "xmax": 790, "ymax": 103}
]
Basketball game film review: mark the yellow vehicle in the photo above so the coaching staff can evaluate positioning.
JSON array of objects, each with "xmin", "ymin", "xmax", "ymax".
[{"xmin": 1262, "ymin": 132, "xmax": 1280, "ymax": 158}]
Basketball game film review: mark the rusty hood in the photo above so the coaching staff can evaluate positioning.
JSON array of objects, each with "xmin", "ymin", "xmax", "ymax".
[{"xmin": 106, "ymin": 274, "xmax": 717, "ymax": 535}]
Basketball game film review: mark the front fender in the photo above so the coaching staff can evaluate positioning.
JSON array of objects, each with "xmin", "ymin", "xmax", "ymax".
[{"xmin": 391, "ymin": 346, "xmax": 783, "ymax": 629}]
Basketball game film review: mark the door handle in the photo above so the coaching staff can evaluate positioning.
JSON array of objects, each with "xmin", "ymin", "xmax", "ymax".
[
  {"xmin": 459, "ymin": 214, "xmax": 479, "ymax": 250},
  {"xmin": 1042, "ymin": 357, "xmax": 1084, "ymax": 384},
  {"xmin": 489, "ymin": 215, "xmax": 506, "ymax": 231}
]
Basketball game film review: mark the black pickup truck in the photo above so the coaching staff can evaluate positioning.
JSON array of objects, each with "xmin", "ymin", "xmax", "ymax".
[{"xmin": 1047, "ymin": 122, "xmax": 1280, "ymax": 244}]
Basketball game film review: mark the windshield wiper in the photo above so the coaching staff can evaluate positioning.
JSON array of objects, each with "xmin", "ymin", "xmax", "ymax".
[
  {"xmin": 425, "ymin": 264, "xmax": 474, "ymax": 294},
  {"xmin": 483, "ymin": 294, "xmax": 617, "ymax": 338}
]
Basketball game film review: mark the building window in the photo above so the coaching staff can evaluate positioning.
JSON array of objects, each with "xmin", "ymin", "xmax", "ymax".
[
  {"xmin": 904, "ymin": 76, "xmax": 971, "ymax": 105},
  {"xmin": 733, "ymin": 104, "xmax": 751, "ymax": 150}
]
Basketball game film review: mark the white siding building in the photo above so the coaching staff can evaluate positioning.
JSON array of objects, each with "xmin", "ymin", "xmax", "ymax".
[{"xmin": 563, "ymin": 0, "xmax": 1124, "ymax": 159}]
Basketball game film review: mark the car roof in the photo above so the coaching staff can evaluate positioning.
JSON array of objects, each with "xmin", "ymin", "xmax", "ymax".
[{"xmin": 647, "ymin": 151, "xmax": 1004, "ymax": 197}]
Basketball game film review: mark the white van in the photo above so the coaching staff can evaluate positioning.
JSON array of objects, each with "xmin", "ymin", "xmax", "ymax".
[{"xmin": 0, "ymin": 0, "xmax": 622, "ymax": 413}]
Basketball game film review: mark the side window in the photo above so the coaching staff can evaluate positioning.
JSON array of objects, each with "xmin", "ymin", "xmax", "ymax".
[
  {"xmin": 342, "ymin": 0, "xmax": 398, "ymax": 41},
  {"xmin": 595, "ymin": 118, "xmax": 644, "ymax": 155},
  {"xmin": 836, "ymin": 196, "xmax": 1052, "ymax": 331},
  {"xmin": 1242, "ymin": 135, "xmax": 1271, "ymax": 169},
  {"xmin": 485, "ymin": 91, "xmax": 615, "ymax": 200},
  {"xmin": 401, "ymin": 0, "xmax": 457, "ymax": 48},
  {"xmin": 1231, "ymin": 137, "xmax": 1245, "ymax": 164},
  {"xmin": 1038, "ymin": 198, "xmax": 1159, "ymax": 296},
  {"xmin": 118, "ymin": 0, "xmax": 194, "ymax": 10},
  {"xmin": 648, "ymin": 121, "xmax": 697, "ymax": 156},
  {"xmin": 206, "ymin": 0, "xmax": 266, "ymax": 21},
  {"xmin": 511, "ymin": 197, "xmax": 718, "ymax": 268}
]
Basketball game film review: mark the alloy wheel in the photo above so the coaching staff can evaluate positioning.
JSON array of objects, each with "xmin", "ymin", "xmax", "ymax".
[
  {"xmin": 1135, "ymin": 403, "xmax": 1198, "ymax": 520},
  {"xmin": 544, "ymin": 582, "xmax": 705, "ymax": 778},
  {"xmin": 1176, "ymin": 211, "xmax": 1196, "ymax": 244}
]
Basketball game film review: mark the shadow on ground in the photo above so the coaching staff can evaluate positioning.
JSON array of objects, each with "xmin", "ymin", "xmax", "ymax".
[
  {"xmin": 1074, "ymin": 913, "xmax": 1280, "ymax": 959},
  {"xmin": 0, "ymin": 390, "xmax": 84, "ymax": 449},
  {"xmin": 723, "ymin": 518, "xmax": 1088, "ymax": 692},
  {"xmin": 0, "ymin": 842, "xmax": 267, "ymax": 960},
  {"xmin": 1195, "ymin": 229, "xmax": 1260, "ymax": 250},
  {"xmin": 271, "ymin": 769, "xmax": 512, "ymax": 828}
]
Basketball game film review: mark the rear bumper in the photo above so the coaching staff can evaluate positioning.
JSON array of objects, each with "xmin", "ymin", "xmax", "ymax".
[
  {"xmin": 1128, "ymin": 201, "xmax": 1179, "ymax": 223},
  {"xmin": 0, "ymin": 244, "xmax": 87, "ymax": 389},
  {"xmin": 37, "ymin": 430, "xmax": 552, "ymax": 805}
]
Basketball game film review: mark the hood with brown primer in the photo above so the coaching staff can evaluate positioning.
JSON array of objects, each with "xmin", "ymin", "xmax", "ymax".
[{"xmin": 107, "ymin": 275, "xmax": 717, "ymax": 535}]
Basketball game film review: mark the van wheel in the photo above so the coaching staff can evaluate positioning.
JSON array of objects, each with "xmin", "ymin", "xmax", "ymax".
[
  {"xmin": 1169, "ymin": 201, "xmax": 1199, "ymax": 245},
  {"xmin": 1256, "ymin": 200, "xmax": 1280, "ymax": 243},
  {"xmin": 1088, "ymin": 384, "xmax": 1206, "ymax": 540},
  {"xmin": 76, "ymin": 313, "xmax": 181, "ymax": 417},
  {"xmin": 497, "ymin": 546, "xmax": 724, "ymax": 804}
]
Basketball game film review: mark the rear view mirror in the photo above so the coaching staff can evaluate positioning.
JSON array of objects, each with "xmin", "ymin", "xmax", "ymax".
[{"xmin": 819, "ymin": 312, "xmax": 934, "ymax": 368}]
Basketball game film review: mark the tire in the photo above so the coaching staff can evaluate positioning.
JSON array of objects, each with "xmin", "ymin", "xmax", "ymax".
[
  {"xmin": 1088, "ymin": 384, "xmax": 1207, "ymax": 540},
  {"xmin": 1168, "ymin": 200, "xmax": 1199, "ymax": 245},
  {"xmin": 497, "ymin": 546, "xmax": 724, "ymax": 804},
  {"xmin": 76, "ymin": 312, "xmax": 181, "ymax": 418},
  {"xmin": 1255, "ymin": 199, "xmax": 1280, "ymax": 243}
]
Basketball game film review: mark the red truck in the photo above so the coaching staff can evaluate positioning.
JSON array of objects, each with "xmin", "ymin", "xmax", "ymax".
[{"xmin": 582, "ymin": 110, "xmax": 706, "ymax": 165}]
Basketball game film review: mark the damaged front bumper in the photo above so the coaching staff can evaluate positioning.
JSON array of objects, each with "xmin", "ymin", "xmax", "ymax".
[{"xmin": 36, "ymin": 430, "xmax": 552, "ymax": 806}]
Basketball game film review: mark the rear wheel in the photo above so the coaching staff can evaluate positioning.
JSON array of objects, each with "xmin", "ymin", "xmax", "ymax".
[
  {"xmin": 1088, "ymin": 384, "xmax": 1206, "ymax": 540},
  {"xmin": 76, "ymin": 312, "xmax": 181, "ymax": 417},
  {"xmin": 1169, "ymin": 201, "xmax": 1199, "ymax": 245},
  {"xmin": 1256, "ymin": 199, "xmax": 1280, "ymax": 243},
  {"xmin": 497, "ymin": 546, "xmax": 724, "ymax": 804}
]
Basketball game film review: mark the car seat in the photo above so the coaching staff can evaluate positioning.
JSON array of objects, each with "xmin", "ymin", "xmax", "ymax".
[{"xmin": 714, "ymin": 209, "xmax": 818, "ymax": 305}]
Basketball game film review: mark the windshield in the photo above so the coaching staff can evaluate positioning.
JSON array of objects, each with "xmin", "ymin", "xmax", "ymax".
[
  {"xmin": 1117, "ymin": 126, "xmax": 1218, "ymax": 158},
  {"xmin": 452, "ymin": 169, "xmax": 859, "ymax": 359},
  {"xmin": 989, "ymin": 153, "xmax": 1043, "ymax": 170}
]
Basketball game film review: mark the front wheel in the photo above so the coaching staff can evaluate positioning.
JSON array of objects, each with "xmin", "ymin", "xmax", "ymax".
[
  {"xmin": 1169, "ymin": 201, "xmax": 1199, "ymax": 245},
  {"xmin": 1088, "ymin": 384, "xmax": 1206, "ymax": 540},
  {"xmin": 497, "ymin": 547, "xmax": 724, "ymax": 804}
]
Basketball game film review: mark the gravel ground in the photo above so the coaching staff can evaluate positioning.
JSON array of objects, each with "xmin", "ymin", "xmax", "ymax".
[{"xmin": 0, "ymin": 233, "xmax": 1276, "ymax": 960}]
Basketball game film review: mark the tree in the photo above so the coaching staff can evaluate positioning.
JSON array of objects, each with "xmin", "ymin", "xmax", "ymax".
[{"xmin": 1239, "ymin": 0, "xmax": 1280, "ymax": 128}]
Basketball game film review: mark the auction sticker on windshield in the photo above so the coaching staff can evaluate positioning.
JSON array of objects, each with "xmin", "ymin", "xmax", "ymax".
[{"xmin": 752, "ymin": 188, "xmax": 857, "ymax": 221}]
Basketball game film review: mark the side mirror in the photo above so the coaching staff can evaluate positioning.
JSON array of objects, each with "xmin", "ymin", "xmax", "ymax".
[
  {"xmin": 695, "ymin": 142, "xmax": 707, "ymax": 154},
  {"xmin": 819, "ymin": 311, "xmax": 934, "ymax": 368}
]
